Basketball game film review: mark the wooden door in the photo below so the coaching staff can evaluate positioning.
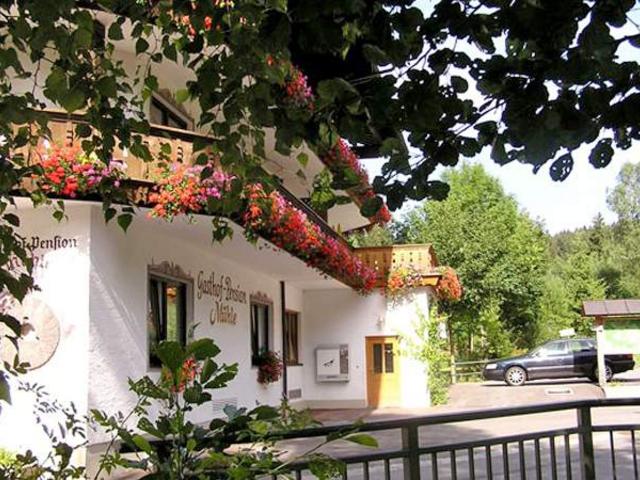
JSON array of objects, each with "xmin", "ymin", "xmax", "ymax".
[{"xmin": 366, "ymin": 336, "xmax": 401, "ymax": 407}]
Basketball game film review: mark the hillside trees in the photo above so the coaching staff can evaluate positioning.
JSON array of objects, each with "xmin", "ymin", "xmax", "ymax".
[{"xmin": 401, "ymin": 164, "xmax": 548, "ymax": 358}]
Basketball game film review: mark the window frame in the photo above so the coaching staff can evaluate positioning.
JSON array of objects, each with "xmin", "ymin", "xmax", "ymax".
[
  {"xmin": 147, "ymin": 270, "xmax": 193, "ymax": 370},
  {"xmin": 284, "ymin": 310, "xmax": 301, "ymax": 366},
  {"xmin": 250, "ymin": 300, "xmax": 272, "ymax": 366},
  {"xmin": 149, "ymin": 95, "xmax": 193, "ymax": 131}
]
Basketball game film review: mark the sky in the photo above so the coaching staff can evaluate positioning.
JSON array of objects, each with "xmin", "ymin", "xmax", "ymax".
[{"xmin": 466, "ymin": 147, "xmax": 639, "ymax": 235}]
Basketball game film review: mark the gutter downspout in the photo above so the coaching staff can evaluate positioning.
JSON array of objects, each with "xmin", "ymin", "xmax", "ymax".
[{"xmin": 280, "ymin": 280, "xmax": 288, "ymax": 399}]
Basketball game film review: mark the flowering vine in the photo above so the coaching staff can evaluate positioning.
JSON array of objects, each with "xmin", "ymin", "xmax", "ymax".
[
  {"xmin": 33, "ymin": 144, "xmax": 125, "ymax": 198},
  {"xmin": 243, "ymin": 184, "xmax": 377, "ymax": 293},
  {"xmin": 148, "ymin": 162, "xmax": 235, "ymax": 221},
  {"xmin": 254, "ymin": 350, "xmax": 283, "ymax": 385},
  {"xmin": 161, "ymin": 356, "xmax": 200, "ymax": 394},
  {"xmin": 435, "ymin": 267, "xmax": 463, "ymax": 302},
  {"xmin": 284, "ymin": 65, "xmax": 314, "ymax": 110},
  {"xmin": 322, "ymin": 138, "xmax": 391, "ymax": 225}
]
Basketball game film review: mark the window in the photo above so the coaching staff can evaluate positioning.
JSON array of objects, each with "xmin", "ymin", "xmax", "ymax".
[
  {"xmin": 150, "ymin": 97, "xmax": 190, "ymax": 130},
  {"xmin": 251, "ymin": 302, "xmax": 271, "ymax": 365},
  {"xmin": 569, "ymin": 339, "xmax": 594, "ymax": 353},
  {"xmin": 384, "ymin": 343, "xmax": 395, "ymax": 373},
  {"xmin": 539, "ymin": 341, "xmax": 568, "ymax": 357},
  {"xmin": 284, "ymin": 311, "xmax": 300, "ymax": 365},
  {"xmin": 148, "ymin": 275, "xmax": 188, "ymax": 368},
  {"xmin": 373, "ymin": 344, "xmax": 383, "ymax": 373}
]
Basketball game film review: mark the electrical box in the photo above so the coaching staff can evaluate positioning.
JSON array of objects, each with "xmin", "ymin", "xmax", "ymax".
[{"xmin": 315, "ymin": 344, "xmax": 349, "ymax": 382}]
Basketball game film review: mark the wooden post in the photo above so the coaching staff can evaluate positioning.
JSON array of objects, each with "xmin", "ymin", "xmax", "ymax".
[
  {"xmin": 577, "ymin": 405, "xmax": 596, "ymax": 480},
  {"xmin": 595, "ymin": 316, "xmax": 606, "ymax": 388},
  {"xmin": 450, "ymin": 355, "xmax": 457, "ymax": 384},
  {"xmin": 402, "ymin": 424, "xmax": 421, "ymax": 480}
]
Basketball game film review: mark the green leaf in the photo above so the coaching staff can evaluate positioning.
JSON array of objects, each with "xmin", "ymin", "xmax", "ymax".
[
  {"xmin": 137, "ymin": 418, "xmax": 164, "ymax": 439},
  {"xmin": 589, "ymin": 139, "xmax": 614, "ymax": 169},
  {"xmin": 163, "ymin": 43, "xmax": 177, "ymax": 62},
  {"xmin": 1, "ymin": 314, "xmax": 21, "ymax": 336},
  {"xmin": 362, "ymin": 44, "xmax": 390, "ymax": 66},
  {"xmin": 60, "ymin": 89, "xmax": 87, "ymax": 113},
  {"xmin": 117, "ymin": 213, "xmax": 133, "ymax": 232},
  {"xmin": 297, "ymin": 152, "xmax": 309, "ymax": 168},
  {"xmin": 451, "ymin": 76, "xmax": 469, "ymax": 93},
  {"xmin": 0, "ymin": 373, "xmax": 10, "ymax": 404},
  {"xmin": 360, "ymin": 195, "xmax": 383, "ymax": 218},
  {"xmin": 184, "ymin": 385, "xmax": 211, "ymax": 405},
  {"xmin": 204, "ymin": 369, "xmax": 236, "ymax": 389},
  {"xmin": 136, "ymin": 38, "xmax": 150, "ymax": 55},
  {"xmin": 132, "ymin": 434, "xmax": 153, "ymax": 454},
  {"xmin": 44, "ymin": 68, "xmax": 67, "ymax": 99},
  {"xmin": 175, "ymin": 89, "xmax": 190, "ymax": 104},
  {"xmin": 3, "ymin": 213, "xmax": 19, "ymax": 227},
  {"xmin": 108, "ymin": 23, "xmax": 124, "ymax": 41},
  {"xmin": 75, "ymin": 123, "xmax": 92, "ymax": 138},
  {"xmin": 343, "ymin": 433, "xmax": 378, "ymax": 448},
  {"xmin": 186, "ymin": 338, "xmax": 220, "ymax": 360},
  {"xmin": 550, "ymin": 153, "xmax": 574, "ymax": 182},
  {"xmin": 155, "ymin": 341, "xmax": 185, "ymax": 372},
  {"xmin": 200, "ymin": 358, "xmax": 217, "ymax": 383},
  {"xmin": 96, "ymin": 77, "xmax": 118, "ymax": 98}
]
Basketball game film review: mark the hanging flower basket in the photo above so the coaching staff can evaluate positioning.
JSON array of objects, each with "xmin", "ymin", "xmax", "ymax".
[
  {"xmin": 383, "ymin": 265, "xmax": 424, "ymax": 300},
  {"xmin": 435, "ymin": 267, "xmax": 463, "ymax": 302},
  {"xmin": 32, "ymin": 144, "xmax": 126, "ymax": 198},
  {"xmin": 254, "ymin": 350, "xmax": 283, "ymax": 385},
  {"xmin": 242, "ymin": 183, "xmax": 378, "ymax": 293}
]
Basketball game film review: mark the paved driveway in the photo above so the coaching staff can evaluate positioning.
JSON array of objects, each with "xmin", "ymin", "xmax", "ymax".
[{"xmin": 446, "ymin": 378, "xmax": 605, "ymax": 410}]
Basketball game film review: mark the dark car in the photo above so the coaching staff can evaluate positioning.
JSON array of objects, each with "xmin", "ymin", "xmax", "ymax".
[{"xmin": 482, "ymin": 338, "xmax": 635, "ymax": 386}]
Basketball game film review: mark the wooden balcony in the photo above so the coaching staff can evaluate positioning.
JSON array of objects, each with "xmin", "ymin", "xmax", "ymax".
[
  {"xmin": 355, "ymin": 244, "xmax": 441, "ymax": 287},
  {"xmin": 19, "ymin": 110, "xmax": 348, "ymax": 246}
]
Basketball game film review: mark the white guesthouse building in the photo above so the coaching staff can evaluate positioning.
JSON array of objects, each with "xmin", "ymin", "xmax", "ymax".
[{"xmin": 0, "ymin": 8, "xmax": 447, "ymax": 472}]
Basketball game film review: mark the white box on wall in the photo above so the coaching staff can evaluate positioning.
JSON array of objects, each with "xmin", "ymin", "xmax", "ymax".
[{"xmin": 315, "ymin": 345, "xmax": 349, "ymax": 382}]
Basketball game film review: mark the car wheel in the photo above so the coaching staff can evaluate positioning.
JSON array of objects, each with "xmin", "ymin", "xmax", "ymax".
[
  {"xmin": 591, "ymin": 364, "xmax": 613, "ymax": 382},
  {"xmin": 505, "ymin": 366, "xmax": 527, "ymax": 386}
]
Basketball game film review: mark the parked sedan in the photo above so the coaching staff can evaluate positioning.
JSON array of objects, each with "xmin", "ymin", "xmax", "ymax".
[{"xmin": 483, "ymin": 338, "xmax": 635, "ymax": 386}]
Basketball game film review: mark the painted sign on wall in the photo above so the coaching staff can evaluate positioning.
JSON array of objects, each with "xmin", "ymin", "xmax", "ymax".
[
  {"xmin": 602, "ymin": 319, "xmax": 640, "ymax": 354},
  {"xmin": 197, "ymin": 270, "xmax": 247, "ymax": 326}
]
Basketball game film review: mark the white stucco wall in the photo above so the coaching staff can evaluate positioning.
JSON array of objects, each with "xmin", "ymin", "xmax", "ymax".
[
  {"xmin": 302, "ymin": 288, "xmax": 431, "ymax": 408},
  {"xmin": 0, "ymin": 203, "xmax": 91, "ymax": 461},
  {"xmin": 88, "ymin": 206, "xmax": 293, "ymax": 445}
]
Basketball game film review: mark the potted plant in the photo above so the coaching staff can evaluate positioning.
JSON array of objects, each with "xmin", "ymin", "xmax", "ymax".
[{"xmin": 254, "ymin": 350, "xmax": 283, "ymax": 385}]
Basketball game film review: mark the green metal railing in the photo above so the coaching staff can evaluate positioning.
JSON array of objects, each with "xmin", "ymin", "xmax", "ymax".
[{"xmin": 278, "ymin": 398, "xmax": 640, "ymax": 479}]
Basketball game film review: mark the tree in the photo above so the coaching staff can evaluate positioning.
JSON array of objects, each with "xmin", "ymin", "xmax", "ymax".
[
  {"xmin": 539, "ymin": 249, "xmax": 607, "ymax": 340},
  {"xmin": 347, "ymin": 224, "xmax": 395, "ymax": 247},
  {"xmin": 401, "ymin": 164, "xmax": 548, "ymax": 358},
  {"xmin": 607, "ymin": 162, "xmax": 640, "ymax": 222}
]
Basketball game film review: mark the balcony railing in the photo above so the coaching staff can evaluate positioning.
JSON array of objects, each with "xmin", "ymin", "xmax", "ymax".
[
  {"xmin": 21, "ymin": 110, "xmax": 348, "ymax": 247},
  {"xmin": 355, "ymin": 244, "xmax": 440, "ymax": 287}
]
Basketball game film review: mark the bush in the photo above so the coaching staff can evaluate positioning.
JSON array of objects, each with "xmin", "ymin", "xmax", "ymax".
[{"xmin": 402, "ymin": 307, "xmax": 452, "ymax": 405}]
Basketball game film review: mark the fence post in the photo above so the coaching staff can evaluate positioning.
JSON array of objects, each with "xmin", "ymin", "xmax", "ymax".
[
  {"xmin": 450, "ymin": 355, "xmax": 457, "ymax": 384},
  {"xmin": 577, "ymin": 405, "xmax": 595, "ymax": 480},
  {"xmin": 402, "ymin": 423, "xmax": 421, "ymax": 480}
]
